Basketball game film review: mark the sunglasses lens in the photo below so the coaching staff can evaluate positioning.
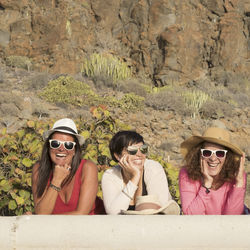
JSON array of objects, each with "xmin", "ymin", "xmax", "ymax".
[
  {"xmin": 50, "ymin": 140, "xmax": 60, "ymax": 149},
  {"xmin": 127, "ymin": 149, "xmax": 138, "ymax": 155},
  {"xmin": 64, "ymin": 141, "xmax": 75, "ymax": 150},
  {"xmin": 202, "ymin": 150, "xmax": 212, "ymax": 158},
  {"xmin": 216, "ymin": 150, "xmax": 226, "ymax": 158},
  {"xmin": 140, "ymin": 145, "xmax": 148, "ymax": 154}
]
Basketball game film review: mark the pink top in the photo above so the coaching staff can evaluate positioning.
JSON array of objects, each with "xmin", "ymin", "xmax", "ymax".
[{"xmin": 179, "ymin": 168, "xmax": 246, "ymax": 215}]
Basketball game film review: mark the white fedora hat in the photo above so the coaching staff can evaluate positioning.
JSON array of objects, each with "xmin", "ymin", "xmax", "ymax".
[
  {"xmin": 121, "ymin": 195, "xmax": 180, "ymax": 215},
  {"xmin": 43, "ymin": 118, "xmax": 85, "ymax": 145}
]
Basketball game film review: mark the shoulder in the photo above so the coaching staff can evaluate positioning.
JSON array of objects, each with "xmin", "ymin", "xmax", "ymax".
[
  {"xmin": 32, "ymin": 161, "xmax": 40, "ymax": 175},
  {"xmin": 144, "ymin": 159, "xmax": 162, "ymax": 168},
  {"xmin": 81, "ymin": 159, "xmax": 98, "ymax": 175},
  {"xmin": 102, "ymin": 165, "xmax": 122, "ymax": 180},
  {"xmin": 179, "ymin": 167, "xmax": 188, "ymax": 178},
  {"xmin": 179, "ymin": 167, "xmax": 196, "ymax": 184},
  {"xmin": 144, "ymin": 159, "xmax": 164, "ymax": 172}
]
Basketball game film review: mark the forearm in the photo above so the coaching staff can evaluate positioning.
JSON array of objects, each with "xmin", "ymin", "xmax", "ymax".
[
  {"xmin": 223, "ymin": 187, "xmax": 245, "ymax": 215},
  {"xmin": 103, "ymin": 180, "xmax": 138, "ymax": 214},
  {"xmin": 34, "ymin": 186, "xmax": 59, "ymax": 214},
  {"xmin": 181, "ymin": 187, "xmax": 211, "ymax": 215}
]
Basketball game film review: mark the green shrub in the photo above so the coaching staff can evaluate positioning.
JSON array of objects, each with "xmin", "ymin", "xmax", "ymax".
[
  {"xmin": 81, "ymin": 53, "xmax": 132, "ymax": 85},
  {"xmin": 0, "ymin": 121, "xmax": 47, "ymax": 215},
  {"xmin": 0, "ymin": 106, "xmax": 180, "ymax": 215},
  {"xmin": 39, "ymin": 76, "xmax": 99, "ymax": 106},
  {"xmin": 39, "ymin": 76, "xmax": 145, "ymax": 112},
  {"xmin": 5, "ymin": 56, "xmax": 32, "ymax": 70},
  {"xmin": 109, "ymin": 93, "xmax": 145, "ymax": 111}
]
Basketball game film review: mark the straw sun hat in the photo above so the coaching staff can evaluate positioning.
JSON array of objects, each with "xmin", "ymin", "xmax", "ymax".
[
  {"xmin": 121, "ymin": 195, "xmax": 180, "ymax": 215},
  {"xmin": 180, "ymin": 127, "xmax": 243, "ymax": 157},
  {"xmin": 43, "ymin": 118, "xmax": 85, "ymax": 145}
]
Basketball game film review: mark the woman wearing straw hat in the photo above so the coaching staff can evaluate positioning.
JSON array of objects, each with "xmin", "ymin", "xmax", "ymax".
[
  {"xmin": 179, "ymin": 127, "xmax": 246, "ymax": 215},
  {"xmin": 101, "ymin": 130, "xmax": 180, "ymax": 215},
  {"xmin": 32, "ymin": 118, "xmax": 105, "ymax": 214}
]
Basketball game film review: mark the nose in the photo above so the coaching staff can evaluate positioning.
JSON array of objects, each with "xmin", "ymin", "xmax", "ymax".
[
  {"xmin": 136, "ymin": 149, "xmax": 144, "ymax": 157},
  {"xmin": 210, "ymin": 152, "xmax": 217, "ymax": 161},
  {"xmin": 58, "ymin": 143, "xmax": 65, "ymax": 151}
]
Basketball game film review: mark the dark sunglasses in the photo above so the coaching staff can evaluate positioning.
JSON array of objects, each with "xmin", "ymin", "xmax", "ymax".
[
  {"xmin": 49, "ymin": 139, "xmax": 76, "ymax": 151},
  {"xmin": 127, "ymin": 144, "xmax": 148, "ymax": 155},
  {"xmin": 201, "ymin": 149, "xmax": 227, "ymax": 159}
]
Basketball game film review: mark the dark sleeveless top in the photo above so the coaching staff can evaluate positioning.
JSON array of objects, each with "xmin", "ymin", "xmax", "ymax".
[{"xmin": 128, "ymin": 171, "xmax": 147, "ymax": 210}]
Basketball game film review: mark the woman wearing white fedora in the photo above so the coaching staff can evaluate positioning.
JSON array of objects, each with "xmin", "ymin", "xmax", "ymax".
[
  {"xmin": 179, "ymin": 127, "xmax": 246, "ymax": 215},
  {"xmin": 101, "ymin": 130, "xmax": 180, "ymax": 215},
  {"xmin": 32, "ymin": 118, "xmax": 105, "ymax": 214}
]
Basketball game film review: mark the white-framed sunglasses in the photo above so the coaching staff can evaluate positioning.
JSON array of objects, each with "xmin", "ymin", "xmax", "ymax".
[
  {"xmin": 201, "ymin": 149, "xmax": 228, "ymax": 159},
  {"xmin": 49, "ymin": 139, "xmax": 76, "ymax": 151}
]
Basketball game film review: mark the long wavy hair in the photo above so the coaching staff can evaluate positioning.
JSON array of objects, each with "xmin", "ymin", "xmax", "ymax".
[
  {"xmin": 35, "ymin": 133, "xmax": 82, "ymax": 198},
  {"xmin": 184, "ymin": 142, "xmax": 241, "ymax": 188}
]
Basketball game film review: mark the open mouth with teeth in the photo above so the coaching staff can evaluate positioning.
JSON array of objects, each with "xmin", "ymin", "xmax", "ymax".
[
  {"xmin": 56, "ymin": 153, "xmax": 67, "ymax": 158},
  {"xmin": 207, "ymin": 162, "xmax": 219, "ymax": 168}
]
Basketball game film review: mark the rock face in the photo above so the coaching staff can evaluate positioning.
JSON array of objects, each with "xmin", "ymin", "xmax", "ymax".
[{"xmin": 0, "ymin": 0, "xmax": 249, "ymax": 84}]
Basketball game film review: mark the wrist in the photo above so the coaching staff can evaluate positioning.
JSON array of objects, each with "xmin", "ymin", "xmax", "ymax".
[
  {"xmin": 51, "ymin": 178, "xmax": 62, "ymax": 187},
  {"xmin": 49, "ymin": 183, "xmax": 61, "ymax": 192}
]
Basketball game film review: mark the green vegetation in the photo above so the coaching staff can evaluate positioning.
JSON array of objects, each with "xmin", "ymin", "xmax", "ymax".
[
  {"xmin": 181, "ymin": 90, "xmax": 210, "ymax": 118},
  {"xmin": 0, "ymin": 106, "xmax": 180, "ymax": 215},
  {"xmin": 39, "ymin": 76, "xmax": 144, "ymax": 111},
  {"xmin": 39, "ymin": 76, "xmax": 99, "ymax": 106},
  {"xmin": 81, "ymin": 53, "xmax": 132, "ymax": 84},
  {"xmin": 5, "ymin": 55, "xmax": 32, "ymax": 71}
]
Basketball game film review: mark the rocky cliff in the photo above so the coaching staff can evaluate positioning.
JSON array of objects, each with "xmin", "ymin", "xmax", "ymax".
[{"xmin": 0, "ymin": 0, "xmax": 249, "ymax": 85}]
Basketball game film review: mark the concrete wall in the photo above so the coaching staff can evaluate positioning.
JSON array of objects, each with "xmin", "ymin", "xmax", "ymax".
[{"xmin": 0, "ymin": 215, "xmax": 250, "ymax": 250}]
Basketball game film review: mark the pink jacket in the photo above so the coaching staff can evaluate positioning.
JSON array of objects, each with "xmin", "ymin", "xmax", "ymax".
[{"xmin": 179, "ymin": 168, "xmax": 246, "ymax": 215}]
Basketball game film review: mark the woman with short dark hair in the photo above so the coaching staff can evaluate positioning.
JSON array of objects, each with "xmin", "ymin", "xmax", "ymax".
[{"xmin": 102, "ymin": 130, "xmax": 180, "ymax": 215}]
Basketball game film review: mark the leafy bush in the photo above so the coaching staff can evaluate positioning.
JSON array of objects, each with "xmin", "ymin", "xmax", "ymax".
[
  {"xmin": 5, "ymin": 56, "xmax": 32, "ymax": 70},
  {"xmin": 39, "ymin": 76, "xmax": 99, "ymax": 107},
  {"xmin": 0, "ymin": 106, "xmax": 180, "ymax": 215},
  {"xmin": 39, "ymin": 76, "xmax": 145, "ymax": 112},
  {"xmin": 109, "ymin": 93, "xmax": 145, "ymax": 111},
  {"xmin": 81, "ymin": 53, "xmax": 132, "ymax": 85},
  {"xmin": 0, "ymin": 121, "xmax": 47, "ymax": 215}
]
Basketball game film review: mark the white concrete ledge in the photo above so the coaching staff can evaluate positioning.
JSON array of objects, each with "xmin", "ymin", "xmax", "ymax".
[{"xmin": 1, "ymin": 215, "xmax": 250, "ymax": 249}]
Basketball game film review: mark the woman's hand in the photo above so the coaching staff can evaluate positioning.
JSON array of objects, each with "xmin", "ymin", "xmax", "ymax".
[
  {"xmin": 235, "ymin": 153, "xmax": 245, "ymax": 188},
  {"xmin": 119, "ymin": 154, "xmax": 141, "ymax": 185},
  {"xmin": 119, "ymin": 154, "xmax": 140, "ymax": 176},
  {"xmin": 51, "ymin": 164, "xmax": 71, "ymax": 187},
  {"xmin": 200, "ymin": 158, "xmax": 213, "ymax": 189}
]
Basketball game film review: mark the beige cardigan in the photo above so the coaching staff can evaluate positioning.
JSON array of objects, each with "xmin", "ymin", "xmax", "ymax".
[{"xmin": 101, "ymin": 159, "xmax": 172, "ymax": 214}]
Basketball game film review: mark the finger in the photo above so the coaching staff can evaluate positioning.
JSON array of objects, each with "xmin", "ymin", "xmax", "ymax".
[{"xmin": 200, "ymin": 158, "xmax": 204, "ymax": 173}]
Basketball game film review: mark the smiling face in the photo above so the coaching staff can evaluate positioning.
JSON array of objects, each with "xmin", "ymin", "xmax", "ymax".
[
  {"xmin": 122, "ymin": 142, "xmax": 146, "ymax": 171},
  {"xmin": 201, "ymin": 142, "xmax": 227, "ymax": 177},
  {"xmin": 49, "ymin": 132, "xmax": 76, "ymax": 166}
]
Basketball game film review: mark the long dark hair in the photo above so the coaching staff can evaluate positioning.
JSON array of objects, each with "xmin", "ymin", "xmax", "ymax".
[
  {"xmin": 184, "ymin": 142, "xmax": 241, "ymax": 188},
  {"xmin": 35, "ymin": 133, "xmax": 82, "ymax": 198}
]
